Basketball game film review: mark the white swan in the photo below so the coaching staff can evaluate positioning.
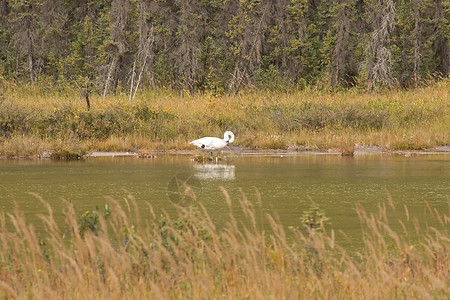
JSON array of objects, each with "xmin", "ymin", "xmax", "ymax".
[{"xmin": 190, "ymin": 131, "xmax": 235, "ymax": 150}]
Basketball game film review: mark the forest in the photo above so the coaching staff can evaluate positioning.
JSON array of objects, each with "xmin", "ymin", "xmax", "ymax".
[{"xmin": 0, "ymin": 0, "xmax": 448, "ymax": 97}]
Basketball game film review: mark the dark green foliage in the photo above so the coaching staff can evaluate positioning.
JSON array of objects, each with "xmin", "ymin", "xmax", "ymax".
[
  {"xmin": 300, "ymin": 204, "xmax": 330, "ymax": 232},
  {"xmin": 0, "ymin": 0, "xmax": 447, "ymax": 93},
  {"xmin": 78, "ymin": 204, "xmax": 111, "ymax": 236}
]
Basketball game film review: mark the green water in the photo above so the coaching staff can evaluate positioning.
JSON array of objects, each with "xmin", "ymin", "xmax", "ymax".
[{"xmin": 1, "ymin": 154, "xmax": 449, "ymax": 248}]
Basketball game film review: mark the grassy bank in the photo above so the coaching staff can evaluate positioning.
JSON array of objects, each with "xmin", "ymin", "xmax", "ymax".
[
  {"xmin": 0, "ymin": 191, "xmax": 448, "ymax": 299},
  {"xmin": 0, "ymin": 81, "xmax": 449, "ymax": 157}
]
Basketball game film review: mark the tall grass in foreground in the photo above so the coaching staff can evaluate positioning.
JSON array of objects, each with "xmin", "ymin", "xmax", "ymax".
[{"xmin": 0, "ymin": 191, "xmax": 448, "ymax": 299}]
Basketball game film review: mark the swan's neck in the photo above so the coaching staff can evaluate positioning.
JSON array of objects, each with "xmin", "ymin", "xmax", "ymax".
[{"xmin": 224, "ymin": 131, "xmax": 235, "ymax": 143}]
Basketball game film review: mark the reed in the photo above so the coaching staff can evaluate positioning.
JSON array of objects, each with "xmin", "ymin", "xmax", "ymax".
[
  {"xmin": 0, "ymin": 81, "xmax": 449, "ymax": 156},
  {"xmin": 0, "ymin": 191, "xmax": 448, "ymax": 299}
]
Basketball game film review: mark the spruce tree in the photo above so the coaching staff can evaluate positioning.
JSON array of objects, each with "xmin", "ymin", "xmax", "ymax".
[{"xmin": 366, "ymin": 0, "xmax": 396, "ymax": 90}]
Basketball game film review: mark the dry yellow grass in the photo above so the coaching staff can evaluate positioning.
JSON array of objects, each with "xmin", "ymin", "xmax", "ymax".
[
  {"xmin": 0, "ymin": 190, "xmax": 448, "ymax": 299},
  {"xmin": 0, "ymin": 80, "xmax": 449, "ymax": 156}
]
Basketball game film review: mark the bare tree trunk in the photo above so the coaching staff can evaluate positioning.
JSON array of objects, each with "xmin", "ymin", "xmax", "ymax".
[
  {"xmin": 103, "ymin": 0, "xmax": 130, "ymax": 97},
  {"xmin": 137, "ymin": 0, "xmax": 156, "ymax": 89},
  {"xmin": 413, "ymin": 45, "xmax": 419, "ymax": 89},
  {"xmin": 412, "ymin": 6, "xmax": 420, "ymax": 89},
  {"xmin": 130, "ymin": 2, "xmax": 156, "ymax": 101},
  {"xmin": 228, "ymin": 62, "xmax": 246, "ymax": 96},
  {"xmin": 26, "ymin": 16, "xmax": 34, "ymax": 84},
  {"xmin": 27, "ymin": 41, "xmax": 34, "ymax": 84},
  {"xmin": 227, "ymin": 63, "xmax": 240, "ymax": 96},
  {"xmin": 133, "ymin": 57, "xmax": 147, "ymax": 100},
  {"xmin": 145, "ymin": 25, "xmax": 156, "ymax": 89},
  {"xmin": 330, "ymin": 0, "xmax": 352, "ymax": 87},
  {"xmin": 103, "ymin": 57, "xmax": 118, "ymax": 97},
  {"xmin": 129, "ymin": 59, "xmax": 136, "ymax": 102},
  {"xmin": 82, "ymin": 88, "xmax": 90, "ymax": 110}
]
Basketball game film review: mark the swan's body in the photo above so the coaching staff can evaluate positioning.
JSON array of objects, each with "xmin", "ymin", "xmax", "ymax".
[{"xmin": 190, "ymin": 131, "xmax": 235, "ymax": 150}]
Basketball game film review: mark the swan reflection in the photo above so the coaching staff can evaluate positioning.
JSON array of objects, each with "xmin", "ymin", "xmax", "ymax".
[{"xmin": 193, "ymin": 164, "xmax": 235, "ymax": 181}]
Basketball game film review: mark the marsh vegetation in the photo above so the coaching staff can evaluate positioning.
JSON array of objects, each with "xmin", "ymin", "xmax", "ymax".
[
  {"xmin": 0, "ymin": 82, "xmax": 448, "ymax": 157},
  {"xmin": 0, "ymin": 191, "xmax": 448, "ymax": 299}
]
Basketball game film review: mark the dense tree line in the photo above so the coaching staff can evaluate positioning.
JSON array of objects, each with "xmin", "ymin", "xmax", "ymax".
[{"xmin": 0, "ymin": 0, "xmax": 448, "ymax": 96}]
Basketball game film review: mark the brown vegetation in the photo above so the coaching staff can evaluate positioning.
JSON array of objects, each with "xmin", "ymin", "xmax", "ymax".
[
  {"xmin": 0, "ymin": 82, "xmax": 448, "ymax": 158},
  {"xmin": 0, "ymin": 190, "xmax": 448, "ymax": 299}
]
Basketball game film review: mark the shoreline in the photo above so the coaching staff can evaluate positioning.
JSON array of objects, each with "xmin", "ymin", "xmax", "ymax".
[
  {"xmin": 1, "ymin": 145, "xmax": 449, "ymax": 160},
  {"xmin": 1, "ymin": 85, "xmax": 448, "ymax": 159}
]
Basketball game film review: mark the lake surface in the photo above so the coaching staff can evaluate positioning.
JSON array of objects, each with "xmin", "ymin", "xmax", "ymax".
[{"xmin": 1, "ymin": 154, "xmax": 449, "ymax": 249}]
